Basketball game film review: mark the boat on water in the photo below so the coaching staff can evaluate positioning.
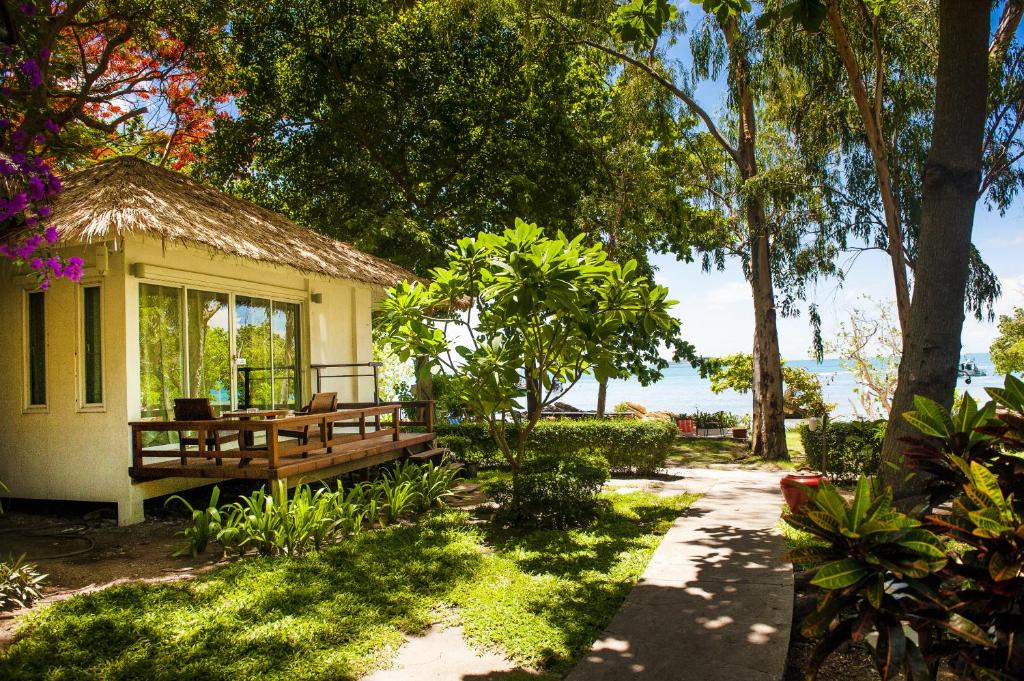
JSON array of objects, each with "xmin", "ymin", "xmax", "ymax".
[{"xmin": 959, "ymin": 358, "xmax": 987, "ymax": 377}]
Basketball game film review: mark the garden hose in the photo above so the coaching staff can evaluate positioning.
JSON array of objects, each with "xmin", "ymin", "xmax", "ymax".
[{"xmin": 0, "ymin": 521, "xmax": 97, "ymax": 560}]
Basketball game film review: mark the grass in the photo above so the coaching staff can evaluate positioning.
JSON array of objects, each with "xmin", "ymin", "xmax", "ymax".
[
  {"xmin": 0, "ymin": 491, "xmax": 696, "ymax": 680},
  {"xmin": 666, "ymin": 429, "xmax": 803, "ymax": 469}
]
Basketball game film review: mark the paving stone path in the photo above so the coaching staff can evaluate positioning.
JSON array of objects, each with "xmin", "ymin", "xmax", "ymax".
[
  {"xmin": 362, "ymin": 467, "xmax": 792, "ymax": 681},
  {"xmin": 566, "ymin": 468, "xmax": 793, "ymax": 681}
]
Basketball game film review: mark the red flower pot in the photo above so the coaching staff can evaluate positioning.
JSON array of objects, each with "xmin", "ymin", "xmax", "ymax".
[{"xmin": 780, "ymin": 473, "xmax": 824, "ymax": 513}]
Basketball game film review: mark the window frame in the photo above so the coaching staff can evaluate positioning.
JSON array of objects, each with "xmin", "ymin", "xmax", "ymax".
[
  {"xmin": 134, "ymin": 279, "xmax": 307, "ymax": 415},
  {"xmin": 78, "ymin": 282, "xmax": 106, "ymax": 411},
  {"xmin": 22, "ymin": 289, "xmax": 47, "ymax": 413}
]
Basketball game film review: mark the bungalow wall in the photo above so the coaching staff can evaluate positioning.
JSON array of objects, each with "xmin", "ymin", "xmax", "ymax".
[{"xmin": 0, "ymin": 236, "xmax": 381, "ymax": 525}]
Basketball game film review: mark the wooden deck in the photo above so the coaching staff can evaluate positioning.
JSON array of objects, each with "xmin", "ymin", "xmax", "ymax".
[{"xmin": 129, "ymin": 402, "xmax": 436, "ymax": 482}]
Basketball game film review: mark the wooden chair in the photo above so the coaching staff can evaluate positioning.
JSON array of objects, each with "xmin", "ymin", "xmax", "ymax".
[
  {"xmin": 279, "ymin": 392, "xmax": 338, "ymax": 454},
  {"xmin": 174, "ymin": 398, "xmax": 239, "ymax": 466}
]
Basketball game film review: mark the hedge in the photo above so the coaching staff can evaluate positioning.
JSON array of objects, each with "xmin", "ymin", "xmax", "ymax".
[
  {"xmin": 798, "ymin": 419, "xmax": 886, "ymax": 482},
  {"xmin": 435, "ymin": 418, "xmax": 677, "ymax": 475}
]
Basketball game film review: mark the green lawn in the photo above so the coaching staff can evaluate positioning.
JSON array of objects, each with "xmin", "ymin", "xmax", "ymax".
[
  {"xmin": 0, "ymin": 491, "xmax": 696, "ymax": 680},
  {"xmin": 666, "ymin": 430, "xmax": 803, "ymax": 469}
]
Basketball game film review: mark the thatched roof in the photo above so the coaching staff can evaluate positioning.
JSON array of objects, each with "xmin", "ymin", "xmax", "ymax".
[{"xmin": 49, "ymin": 156, "xmax": 417, "ymax": 287}]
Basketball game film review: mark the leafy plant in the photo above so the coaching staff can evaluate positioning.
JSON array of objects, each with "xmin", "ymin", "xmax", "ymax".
[
  {"xmin": 375, "ymin": 220, "xmax": 678, "ymax": 512},
  {"xmin": 785, "ymin": 479, "xmax": 948, "ymax": 679},
  {"xmin": 488, "ymin": 450, "xmax": 610, "ymax": 529},
  {"xmin": 0, "ymin": 554, "xmax": 47, "ymax": 611},
  {"xmin": 166, "ymin": 486, "xmax": 224, "ymax": 558},
  {"xmin": 376, "ymin": 480, "xmax": 420, "ymax": 524},
  {"xmin": 799, "ymin": 420, "xmax": 886, "ymax": 482},
  {"xmin": 434, "ymin": 418, "xmax": 677, "ymax": 475}
]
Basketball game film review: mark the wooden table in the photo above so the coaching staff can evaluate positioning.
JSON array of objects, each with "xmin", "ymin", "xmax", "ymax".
[{"xmin": 220, "ymin": 409, "xmax": 290, "ymax": 454}]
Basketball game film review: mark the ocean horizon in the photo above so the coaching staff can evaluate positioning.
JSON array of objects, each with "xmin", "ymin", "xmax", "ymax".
[{"xmin": 564, "ymin": 352, "xmax": 1004, "ymax": 419}]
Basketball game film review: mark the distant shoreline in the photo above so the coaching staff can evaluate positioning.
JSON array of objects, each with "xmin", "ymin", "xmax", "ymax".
[{"xmin": 566, "ymin": 352, "xmax": 1003, "ymax": 419}]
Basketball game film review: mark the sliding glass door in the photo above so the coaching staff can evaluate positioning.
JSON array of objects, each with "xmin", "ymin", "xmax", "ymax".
[
  {"xmin": 139, "ymin": 284, "xmax": 184, "ymax": 421},
  {"xmin": 271, "ymin": 301, "xmax": 301, "ymax": 410},
  {"xmin": 139, "ymin": 285, "xmax": 302, "ymax": 416},
  {"xmin": 234, "ymin": 296, "xmax": 301, "ymax": 410},
  {"xmin": 186, "ymin": 290, "xmax": 231, "ymax": 413}
]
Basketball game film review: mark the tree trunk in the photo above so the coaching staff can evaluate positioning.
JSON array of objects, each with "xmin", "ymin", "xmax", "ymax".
[
  {"xmin": 725, "ymin": 17, "xmax": 789, "ymax": 461},
  {"xmin": 750, "ymin": 231, "xmax": 789, "ymax": 460},
  {"xmin": 596, "ymin": 378, "xmax": 608, "ymax": 418},
  {"xmin": 879, "ymin": 0, "xmax": 990, "ymax": 498}
]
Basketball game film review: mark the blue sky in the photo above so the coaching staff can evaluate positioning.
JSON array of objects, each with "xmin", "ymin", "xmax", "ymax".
[{"xmin": 649, "ymin": 5, "xmax": 1024, "ymax": 360}]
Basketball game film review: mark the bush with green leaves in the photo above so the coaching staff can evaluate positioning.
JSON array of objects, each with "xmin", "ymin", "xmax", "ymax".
[
  {"xmin": 0, "ymin": 554, "xmax": 47, "ymax": 612},
  {"xmin": 168, "ymin": 460, "xmax": 461, "ymax": 558},
  {"xmin": 799, "ymin": 419, "xmax": 885, "ymax": 481},
  {"xmin": 374, "ymin": 221, "xmax": 679, "ymax": 511},
  {"xmin": 0, "ymin": 480, "xmax": 47, "ymax": 611},
  {"xmin": 785, "ymin": 479, "xmax": 947, "ymax": 679},
  {"xmin": 793, "ymin": 375, "xmax": 1024, "ymax": 680},
  {"xmin": 435, "ymin": 418, "xmax": 677, "ymax": 475},
  {"xmin": 487, "ymin": 450, "xmax": 610, "ymax": 529}
]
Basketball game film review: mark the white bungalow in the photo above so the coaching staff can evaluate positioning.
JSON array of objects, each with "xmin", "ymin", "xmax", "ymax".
[{"xmin": 0, "ymin": 157, "xmax": 434, "ymax": 525}]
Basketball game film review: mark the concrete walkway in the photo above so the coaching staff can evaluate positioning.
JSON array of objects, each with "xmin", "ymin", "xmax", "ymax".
[{"xmin": 566, "ymin": 468, "xmax": 793, "ymax": 681}]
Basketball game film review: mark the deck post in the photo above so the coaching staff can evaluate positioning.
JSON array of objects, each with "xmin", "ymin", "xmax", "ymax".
[
  {"xmin": 359, "ymin": 412, "xmax": 366, "ymax": 440},
  {"xmin": 321, "ymin": 415, "xmax": 330, "ymax": 454},
  {"xmin": 426, "ymin": 400, "xmax": 435, "ymax": 433},
  {"xmin": 131, "ymin": 425, "xmax": 144, "ymax": 470},
  {"xmin": 393, "ymin": 406, "xmax": 401, "ymax": 442},
  {"xmin": 267, "ymin": 422, "xmax": 280, "ymax": 473}
]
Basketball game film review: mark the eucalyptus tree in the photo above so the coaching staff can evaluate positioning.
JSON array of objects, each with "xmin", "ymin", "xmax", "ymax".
[
  {"xmin": 768, "ymin": 0, "xmax": 998, "ymax": 498},
  {"xmin": 761, "ymin": 0, "xmax": 1010, "ymax": 332},
  {"xmin": 200, "ymin": 0, "xmax": 613, "ymax": 275},
  {"xmin": 561, "ymin": 0, "xmax": 841, "ymax": 458}
]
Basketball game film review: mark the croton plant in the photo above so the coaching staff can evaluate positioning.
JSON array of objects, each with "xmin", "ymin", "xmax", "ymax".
[{"xmin": 788, "ymin": 375, "xmax": 1024, "ymax": 681}]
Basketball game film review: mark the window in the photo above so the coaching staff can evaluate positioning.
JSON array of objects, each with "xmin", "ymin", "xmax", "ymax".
[
  {"xmin": 139, "ymin": 283, "xmax": 184, "ymax": 422},
  {"xmin": 137, "ymin": 284, "xmax": 302, "ymax": 418},
  {"xmin": 26, "ymin": 291, "xmax": 46, "ymax": 406},
  {"xmin": 82, "ymin": 286, "xmax": 103, "ymax": 405}
]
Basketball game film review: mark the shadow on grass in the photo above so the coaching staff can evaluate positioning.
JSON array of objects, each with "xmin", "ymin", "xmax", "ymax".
[
  {"xmin": 454, "ymin": 492, "xmax": 699, "ymax": 675},
  {"xmin": 0, "ymin": 512, "xmax": 485, "ymax": 681}
]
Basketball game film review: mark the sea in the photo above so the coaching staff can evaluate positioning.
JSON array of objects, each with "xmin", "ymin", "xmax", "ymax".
[{"xmin": 566, "ymin": 352, "xmax": 1005, "ymax": 419}]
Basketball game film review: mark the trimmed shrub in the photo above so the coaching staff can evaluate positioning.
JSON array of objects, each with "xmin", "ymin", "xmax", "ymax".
[
  {"xmin": 798, "ymin": 419, "xmax": 885, "ymax": 481},
  {"xmin": 435, "ymin": 418, "xmax": 677, "ymax": 475},
  {"xmin": 487, "ymin": 450, "xmax": 610, "ymax": 529}
]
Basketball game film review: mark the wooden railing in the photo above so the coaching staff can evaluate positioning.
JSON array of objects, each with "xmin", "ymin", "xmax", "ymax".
[{"xmin": 130, "ymin": 400, "xmax": 435, "ymax": 473}]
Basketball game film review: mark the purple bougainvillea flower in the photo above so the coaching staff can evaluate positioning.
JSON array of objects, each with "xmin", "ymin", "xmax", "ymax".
[
  {"xmin": 43, "ymin": 119, "xmax": 60, "ymax": 134},
  {"xmin": 46, "ymin": 256, "xmax": 63, "ymax": 276},
  {"xmin": 38, "ymin": 205, "xmax": 52, "ymax": 218},
  {"xmin": 26, "ymin": 176, "xmax": 45, "ymax": 201},
  {"xmin": 44, "ymin": 225, "xmax": 59, "ymax": 244},
  {"xmin": 38, "ymin": 278, "xmax": 49, "ymax": 291},
  {"xmin": 29, "ymin": 257, "xmax": 44, "ymax": 271}
]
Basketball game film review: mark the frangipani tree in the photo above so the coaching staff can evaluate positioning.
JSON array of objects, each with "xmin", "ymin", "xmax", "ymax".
[{"xmin": 375, "ymin": 219, "xmax": 679, "ymax": 486}]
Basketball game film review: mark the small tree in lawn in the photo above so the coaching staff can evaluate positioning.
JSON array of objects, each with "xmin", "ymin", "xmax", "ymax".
[{"xmin": 375, "ymin": 219, "xmax": 679, "ymax": 501}]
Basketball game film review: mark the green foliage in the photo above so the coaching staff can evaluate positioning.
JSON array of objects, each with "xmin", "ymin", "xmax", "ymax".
[
  {"xmin": 0, "ymin": 493, "xmax": 696, "ymax": 679},
  {"xmin": 0, "ymin": 555, "xmax": 47, "ymax": 612},
  {"xmin": 611, "ymin": 0, "xmax": 678, "ymax": 46},
  {"xmin": 203, "ymin": 0, "xmax": 615, "ymax": 275},
  {"xmin": 375, "ymin": 221, "xmax": 679, "ymax": 490},
  {"xmin": 165, "ymin": 486, "xmax": 225, "ymax": 558},
  {"xmin": 990, "ymin": 307, "xmax": 1024, "ymax": 375},
  {"xmin": 435, "ymin": 418, "xmax": 678, "ymax": 475},
  {"xmin": 170, "ymin": 461, "xmax": 461, "ymax": 558},
  {"xmin": 700, "ymin": 353, "xmax": 830, "ymax": 416},
  {"xmin": 799, "ymin": 419, "xmax": 885, "ymax": 481},
  {"xmin": 784, "ymin": 479, "xmax": 946, "ymax": 679},
  {"xmin": 796, "ymin": 374, "xmax": 1024, "ymax": 680},
  {"xmin": 487, "ymin": 450, "xmax": 610, "ymax": 529}
]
